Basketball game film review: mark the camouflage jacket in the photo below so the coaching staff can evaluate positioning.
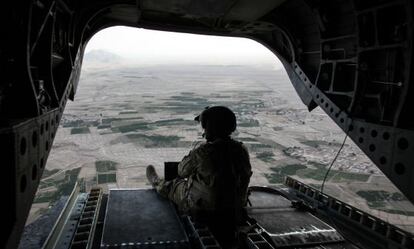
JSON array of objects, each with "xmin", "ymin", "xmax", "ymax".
[{"xmin": 178, "ymin": 138, "xmax": 252, "ymax": 213}]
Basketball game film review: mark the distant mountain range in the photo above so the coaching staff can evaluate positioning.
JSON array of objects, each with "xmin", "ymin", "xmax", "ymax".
[{"xmin": 84, "ymin": 49, "xmax": 122, "ymax": 63}]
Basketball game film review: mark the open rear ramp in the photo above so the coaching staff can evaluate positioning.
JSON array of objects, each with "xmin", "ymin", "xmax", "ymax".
[{"xmin": 41, "ymin": 180, "xmax": 413, "ymax": 249}]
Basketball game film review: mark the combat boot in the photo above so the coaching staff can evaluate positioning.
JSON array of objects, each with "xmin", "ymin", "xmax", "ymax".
[{"xmin": 146, "ymin": 165, "xmax": 161, "ymax": 187}]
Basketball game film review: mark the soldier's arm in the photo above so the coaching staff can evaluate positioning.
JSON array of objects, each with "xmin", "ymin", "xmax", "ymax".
[
  {"xmin": 178, "ymin": 145, "xmax": 209, "ymax": 178},
  {"xmin": 177, "ymin": 152, "xmax": 197, "ymax": 177},
  {"xmin": 241, "ymin": 143, "xmax": 253, "ymax": 177}
]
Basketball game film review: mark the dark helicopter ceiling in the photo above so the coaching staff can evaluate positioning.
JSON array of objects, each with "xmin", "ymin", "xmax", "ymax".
[{"xmin": 1, "ymin": 0, "xmax": 413, "ymax": 248}]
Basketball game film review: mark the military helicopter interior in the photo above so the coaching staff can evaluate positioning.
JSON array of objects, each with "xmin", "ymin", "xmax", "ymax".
[{"xmin": 1, "ymin": 0, "xmax": 414, "ymax": 248}]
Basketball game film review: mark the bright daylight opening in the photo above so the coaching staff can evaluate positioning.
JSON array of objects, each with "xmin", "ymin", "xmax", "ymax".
[{"xmin": 23, "ymin": 26, "xmax": 414, "ymax": 246}]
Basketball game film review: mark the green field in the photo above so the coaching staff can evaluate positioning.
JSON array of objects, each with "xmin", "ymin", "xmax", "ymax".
[
  {"xmin": 296, "ymin": 168, "xmax": 370, "ymax": 182},
  {"xmin": 145, "ymin": 93, "xmax": 215, "ymax": 114},
  {"xmin": 111, "ymin": 122, "xmax": 153, "ymax": 133},
  {"xmin": 357, "ymin": 190, "xmax": 405, "ymax": 203},
  {"xmin": 170, "ymin": 95, "xmax": 209, "ymax": 103},
  {"xmin": 246, "ymin": 143, "xmax": 272, "ymax": 152},
  {"xmin": 119, "ymin": 111, "xmax": 138, "ymax": 114},
  {"xmin": 332, "ymin": 172, "xmax": 370, "ymax": 182},
  {"xmin": 95, "ymin": 160, "xmax": 117, "ymax": 172},
  {"xmin": 382, "ymin": 210, "xmax": 414, "ymax": 216},
  {"xmin": 265, "ymin": 162, "xmax": 369, "ymax": 184},
  {"xmin": 256, "ymin": 151, "xmax": 276, "ymax": 163},
  {"xmin": 153, "ymin": 118, "xmax": 196, "ymax": 127},
  {"xmin": 126, "ymin": 133, "xmax": 186, "ymax": 147},
  {"xmin": 71, "ymin": 127, "xmax": 90, "ymax": 134},
  {"xmin": 110, "ymin": 118, "xmax": 196, "ymax": 133},
  {"xmin": 356, "ymin": 190, "xmax": 413, "ymax": 215},
  {"xmin": 265, "ymin": 164, "xmax": 307, "ymax": 184},
  {"xmin": 295, "ymin": 163, "xmax": 329, "ymax": 181},
  {"xmin": 97, "ymin": 173, "xmax": 117, "ymax": 184}
]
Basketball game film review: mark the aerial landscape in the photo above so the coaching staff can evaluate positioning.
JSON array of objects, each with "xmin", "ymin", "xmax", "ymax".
[{"xmin": 25, "ymin": 50, "xmax": 414, "ymax": 239}]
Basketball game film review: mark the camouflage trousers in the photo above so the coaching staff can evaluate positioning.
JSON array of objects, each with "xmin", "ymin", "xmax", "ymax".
[{"xmin": 155, "ymin": 178, "xmax": 190, "ymax": 212}]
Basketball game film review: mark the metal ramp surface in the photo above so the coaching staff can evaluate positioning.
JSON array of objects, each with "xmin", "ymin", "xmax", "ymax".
[
  {"xmin": 101, "ymin": 189, "xmax": 189, "ymax": 248},
  {"xmin": 247, "ymin": 187, "xmax": 345, "ymax": 248}
]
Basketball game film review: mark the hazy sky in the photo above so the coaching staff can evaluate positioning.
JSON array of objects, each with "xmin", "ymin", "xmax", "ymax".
[{"xmin": 86, "ymin": 26, "xmax": 283, "ymax": 68}]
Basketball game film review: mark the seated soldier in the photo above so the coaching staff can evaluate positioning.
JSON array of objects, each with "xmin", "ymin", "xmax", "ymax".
[{"xmin": 146, "ymin": 106, "xmax": 252, "ymax": 248}]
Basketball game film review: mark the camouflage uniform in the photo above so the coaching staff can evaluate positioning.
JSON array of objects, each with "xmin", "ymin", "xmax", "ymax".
[{"xmin": 155, "ymin": 137, "xmax": 252, "ymax": 218}]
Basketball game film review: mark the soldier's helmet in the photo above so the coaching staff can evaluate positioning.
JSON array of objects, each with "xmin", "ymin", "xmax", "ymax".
[{"xmin": 195, "ymin": 106, "xmax": 237, "ymax": 137}]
